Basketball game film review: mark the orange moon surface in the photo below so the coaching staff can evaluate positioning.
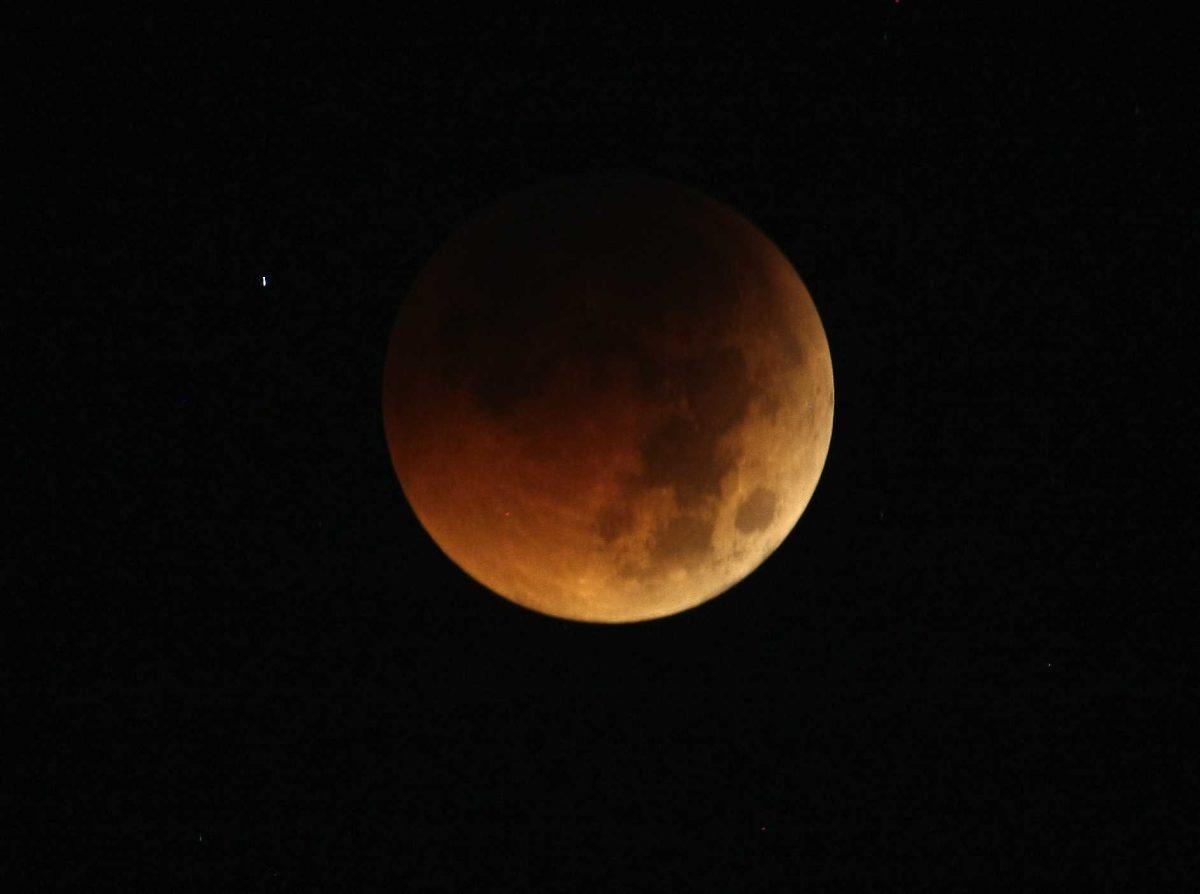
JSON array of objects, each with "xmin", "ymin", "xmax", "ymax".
[{"xmin": 383, "ymin": 177, "xmax": 834, "ymax": 623}]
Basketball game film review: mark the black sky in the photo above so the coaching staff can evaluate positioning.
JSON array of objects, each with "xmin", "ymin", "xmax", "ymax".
[{"xmin": 15, "ymin": 6, "xmax": 1195, "ymax": 887}]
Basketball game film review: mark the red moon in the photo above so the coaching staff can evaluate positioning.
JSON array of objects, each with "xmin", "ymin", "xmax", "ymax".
[{"xmin": 383, "ymin": 177, "xmax": 833, "ymax": 623}]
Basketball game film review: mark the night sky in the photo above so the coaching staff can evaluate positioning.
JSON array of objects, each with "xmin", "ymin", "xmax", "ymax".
[{"xmin": 17, "ymin": 7, "xmax": 1194, "ymax": 887}]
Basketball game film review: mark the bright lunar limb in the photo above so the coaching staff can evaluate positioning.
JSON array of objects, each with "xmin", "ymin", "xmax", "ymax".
[{"xmin": 382, "ymin": 176, "xmax": 834, "ymax": 623}]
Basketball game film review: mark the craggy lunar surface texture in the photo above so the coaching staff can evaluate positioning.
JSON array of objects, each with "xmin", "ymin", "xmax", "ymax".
[{"xmin": 383, "ymin": 177, "xmax": 834, "ymax": 623}]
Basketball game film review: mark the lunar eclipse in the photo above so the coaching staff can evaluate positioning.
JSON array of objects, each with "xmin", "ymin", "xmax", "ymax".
[{"xmin": 383, "ymin": 176, "xmax": 833, "ymax": 622}]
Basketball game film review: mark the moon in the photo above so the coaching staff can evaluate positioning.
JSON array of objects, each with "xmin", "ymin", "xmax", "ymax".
[{"xmin": 382, "ymin": 176, "xmax": 833, "ymax": 623}]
